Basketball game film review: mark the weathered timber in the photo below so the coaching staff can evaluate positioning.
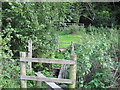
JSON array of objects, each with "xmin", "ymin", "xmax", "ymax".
[
  {"xmin": 36, "ymin": 72, "xmax": 43, "ymax": 87},
  {"xmin": 20, "ymin": 58, "xmax": 75, "ymax": 65},
  {"xmin": 36, "ymin": 72, "xmax": 62, "ymax": 89},
  {"xmin": 58, "ymin": 64, "xmax": 69, "ymax": 79},
  {"xmin": 21, "ymin": 75, "xmax": 73, "ymax": 84},
  {"xmin": 28, "ymin": 40, "xmax": 32, "ymax": 72},
  {"xmin": 69, "ymin": 53, "xmax": 77, "ymax": 88},
  {"xmin": 69, "ymin": 42, "xmax": 77, "ymax": 88},
  {"xmin": 20, "ymin": 52, "xmax": 27, "ymax": 88}
]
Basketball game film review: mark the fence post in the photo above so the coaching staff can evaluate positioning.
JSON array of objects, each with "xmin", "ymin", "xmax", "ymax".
[
  {"xmin": 37, "ymin": 79, "xmax": 42, "ymax": 87},
  {"xmin": 20, "ymin": 52, "xmax": 27, "ymax": 88},
  {"xmin": 69, "ymin": 42, "xmax": 77, "ymax": 88},
  {"xmin": 28, "ymin": 40, "xmax": 32, "ymax": 72}
]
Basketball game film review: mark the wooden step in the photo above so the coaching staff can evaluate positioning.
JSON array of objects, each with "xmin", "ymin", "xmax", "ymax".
[{"xmin": 35, "ymin": 72, "xmax": 62, "ymax": 89}]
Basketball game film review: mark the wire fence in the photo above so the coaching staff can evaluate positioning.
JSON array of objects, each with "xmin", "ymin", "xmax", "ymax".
[{"xmin": 0, "ymin": 56, "xmax": 20, "ymax": 59}]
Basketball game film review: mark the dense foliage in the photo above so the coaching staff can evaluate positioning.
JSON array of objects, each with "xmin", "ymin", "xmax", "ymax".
[
  {"xmin": 57, "ymin": 25, "xmax": 119, "ymax": 88},
  {"xmin": 1, "ymin": 2, "xmax": 120, "ymax": 88},
  {"xmin": 2, "ymin": 2, "xmax": 61, "ymax": 58},
  {"xmin": 74, "ymin": 27, "xmax": 119, "ymax": 88}
]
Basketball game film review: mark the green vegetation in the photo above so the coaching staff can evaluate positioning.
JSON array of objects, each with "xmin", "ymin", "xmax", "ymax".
[
  {"xmin": 59, "ymin": 35, "xmax": 81, "ymax": 48},
  {"xmin": 58, "ymin": 25, "xmax": 119, "ymax": 88},
  {"xmin": 1, "ymin": 2, "xmax": 120, "ymax": 89}
]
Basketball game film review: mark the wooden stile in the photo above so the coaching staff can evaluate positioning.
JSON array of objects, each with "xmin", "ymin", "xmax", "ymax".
[
  {"xmin": 20, "ymin": 52, "xmax": 27, "ymax": 88},
  {"xmin": 20, "ymin": 58, "xmax": 75, "ymax": 65},
  {"xmin": 20, "ymin": 40, "xmax": 77, "ymax": 88}
]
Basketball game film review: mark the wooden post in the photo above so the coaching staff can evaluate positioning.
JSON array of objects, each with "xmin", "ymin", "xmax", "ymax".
[
  {"xmin": 37, "ymin": 80, "xmax": 42, "ymax": 87},
  {"xmin": 20, "ymin": 52, "xmax": 27, "ymax": 88},
  {"xmin": 28, "ymin": 40, "xmax": 32, "ymax": 72},
  {"xmin": 69, "ymin": 42, "xmax": 77, "ymax": 88}
]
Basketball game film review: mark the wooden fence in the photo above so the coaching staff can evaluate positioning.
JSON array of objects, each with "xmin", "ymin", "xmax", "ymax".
[{"xmin": 20, "ymin": 40, "xmax": 77, "ymax": 88}]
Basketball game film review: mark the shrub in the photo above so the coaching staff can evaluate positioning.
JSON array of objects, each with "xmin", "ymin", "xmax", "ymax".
[
  {"xmin": 74, "ymin": 27, "xmax": 118, "ymax": 88},
  {"xmin": 62, "ymin": 24, "xmax": 85, "ymax": 35}
]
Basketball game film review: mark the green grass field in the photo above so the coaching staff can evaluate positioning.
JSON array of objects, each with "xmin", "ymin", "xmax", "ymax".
[{"xmin": 58, "ymin": 35, "xmax": 81, "ymax": 48}]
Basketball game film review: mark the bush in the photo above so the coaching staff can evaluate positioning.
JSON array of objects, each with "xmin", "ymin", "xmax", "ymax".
[
  {"xmin": 0, "ymin": 24, "xmax": 16, "ymax": 88},
  {"xmin": 62, "ymin": 24, "xmax": 85, "ymax": 35},
  {"xmin": 74, "ymin": 27, "xmax": 118, "ymax": 88}
]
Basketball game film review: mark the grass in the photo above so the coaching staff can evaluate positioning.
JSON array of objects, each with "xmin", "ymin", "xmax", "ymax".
[{"xmin": 58, "ymin": 35, "xmax": 81, "ymax": 48}]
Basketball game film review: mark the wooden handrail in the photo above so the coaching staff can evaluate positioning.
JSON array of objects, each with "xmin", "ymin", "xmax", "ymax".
[
  {"xmin": 21, "ymin": 75, "xmax": 73, "ymax": 84},
  {"xmin": 20, "ymin": 57, "xmax": 75, "ymax": 65}
]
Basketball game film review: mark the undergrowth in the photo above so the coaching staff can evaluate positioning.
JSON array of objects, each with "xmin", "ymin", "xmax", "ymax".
[{"xmin": 1, "ymin": 25, "xmax": 119, "ymax": 88}]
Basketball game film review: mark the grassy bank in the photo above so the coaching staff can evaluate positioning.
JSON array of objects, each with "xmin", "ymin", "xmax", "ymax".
[{"xmin": 58, "ymin": 35, "xmax": 81, "ymax": 48}]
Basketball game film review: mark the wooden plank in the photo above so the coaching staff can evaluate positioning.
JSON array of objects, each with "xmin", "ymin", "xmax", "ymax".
[
  {"xmin": 21, "ymin": 75, "xmax": 73, "ymax": 84},
  {"xmin": 28, "ymin": 40, "xmax": 32, "ymax": 72},
  {"xmin": 28, "ymin": 40, "xmax": 32, "ymax": 58},
  {"xmin": 58, "ymin": 42, "xmax": 71, "ymax": 44},
  {"xmin": 35, "ymin": 72, "xmax": 62, "ymax": 89},
  {"xmin": 20, "ymin": 58, "xmax": 75, "ymax": 65},
  {"xmin": 58, "ymin": 64, "xmax": 69, "ymax": 79}
]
